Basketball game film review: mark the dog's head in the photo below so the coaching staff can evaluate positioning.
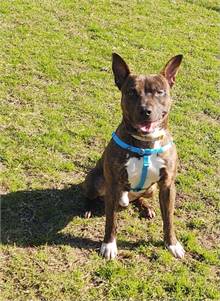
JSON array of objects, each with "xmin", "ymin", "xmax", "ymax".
[{"xmin": 112, "ymin": 53, "xmax": 182, "ymax": 137}]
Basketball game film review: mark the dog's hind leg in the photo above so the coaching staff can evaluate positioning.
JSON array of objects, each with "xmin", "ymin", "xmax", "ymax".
[
  {"xmin": 133, "ymin": 185, "xmax": 157, "ymax": 219},
  {"xmin": 83, "ymin": 158, "xmax": 106, "ymax": 218},
  {"xmin": 134, "ymin": 197, "xmax": 156, "ymax": 219}
]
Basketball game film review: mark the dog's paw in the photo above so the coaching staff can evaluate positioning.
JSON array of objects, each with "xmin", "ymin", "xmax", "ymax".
[
  {"xmin": 135, "ymin": 197, "xmax": 155, "ymax": 219},
  {"xmin": 119, "ymin": 191, "xmax": 129, "ymax": 207},
  {"xmin": 100, "ymin": 239, "xmax": 118, "ymax": 259},
  {"xmin": 166, "ymin": 241, "xmax": 185, "ymax": 259},
  {"xmin": 84, "ymin": 210, "xmax": 92, "ymax": 218},
  {"xmin": 143, "ymin": 206, "xmax": 156, "ymax": 219}
]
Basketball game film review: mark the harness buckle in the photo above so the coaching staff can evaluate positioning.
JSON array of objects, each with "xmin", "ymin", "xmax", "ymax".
[{"xmin": 139, "ymin": 149, "xmax": 145, "ymax": 156}]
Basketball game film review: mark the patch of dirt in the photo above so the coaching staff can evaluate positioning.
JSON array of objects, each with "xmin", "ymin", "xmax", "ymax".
[
  {"xmin": 200, "ymin": 110, "xmax": 220, "ymax": 124},
  {"xmin": 175, "ymin": 191, "xmax": 191, "ymax": 208},
  {"xmin": 0, "ymin": 182, "xmax": 9, "ymax": 195}
]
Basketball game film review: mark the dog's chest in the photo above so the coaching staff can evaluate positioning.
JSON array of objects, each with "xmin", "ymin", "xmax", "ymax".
[{"xmin": 126, "ymin": 150, "xmax": 165, "ymax": 190}]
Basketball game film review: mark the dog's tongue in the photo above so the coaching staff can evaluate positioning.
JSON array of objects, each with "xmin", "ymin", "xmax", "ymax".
[{"xmin": 138, "ymin": 121, "xmax": 157, "ymax": 133}]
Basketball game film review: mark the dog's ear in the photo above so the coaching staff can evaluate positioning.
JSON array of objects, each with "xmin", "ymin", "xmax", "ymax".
[
  {"xmin": 160, "ymin": 55, "xmax": 183, "ymax": 88},
  {"xmin": 112, "ymin": 53, "xmax": 130, "ymax": 90}
]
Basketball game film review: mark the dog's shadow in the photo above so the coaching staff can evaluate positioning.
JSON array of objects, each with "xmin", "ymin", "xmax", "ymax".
[
  {"xmin": 1, "ymin": 184, "xmax": 104, "ymax": 250},
  {"xmin": 1, "ymin": 184, "xmax": 163, "ymax": 252}
]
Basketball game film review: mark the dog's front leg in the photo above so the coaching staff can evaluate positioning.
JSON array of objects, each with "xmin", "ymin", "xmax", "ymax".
[
  {"xmin": 159, "ymin": 181, "xmax": 185, "ymax": 258},
  {"xmin": 100, "ymin": 185, "xmax": 118, "ymax": 260}
]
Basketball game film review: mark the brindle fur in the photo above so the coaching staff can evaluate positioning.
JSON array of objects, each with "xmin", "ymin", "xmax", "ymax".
[{"xmin": 83, "ymin": 53, "xmax": 183, "ymax": 256}]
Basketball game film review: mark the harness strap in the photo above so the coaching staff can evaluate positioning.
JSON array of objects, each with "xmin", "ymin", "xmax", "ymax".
[
  {"xmin": 112, "ymin": 132, "xmax": 174, "ymax": 191},
  {"xmin": 112, "ymin": 132, "xmax": 172, "ymax": 156},
  {"xmin": 132, "ymin": 155, "xmax": 149, "ymax": 192}
]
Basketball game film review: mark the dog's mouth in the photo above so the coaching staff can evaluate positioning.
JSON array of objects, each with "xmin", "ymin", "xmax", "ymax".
[
  {"xmin": 136, "ymin": 112, "xmax": 168, "ymax": 135},
  {"xmin": 137, "ymin": 120, "xmax": 160, "ymax": 134}
]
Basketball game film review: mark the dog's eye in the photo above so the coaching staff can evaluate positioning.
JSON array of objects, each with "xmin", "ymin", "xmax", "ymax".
[
  {"xmin": 127, "ymin": 88, "xmax": 138, "ymax": 97},
  {"xmin": 155, "ymin": 90, "xmax": 166, "ymax": 97}
]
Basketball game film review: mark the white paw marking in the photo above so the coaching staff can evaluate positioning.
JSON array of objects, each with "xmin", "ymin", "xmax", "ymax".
[
  {"xmin": 146, "ymin": 208, "xmax": 156, "ymax": 219},
  {"xmin": 84, "ymin": 211, "xmax": 91, "ymax": 218},
  {"xmin": 167, "ymin": 241, "xmax": 185, "ymax": 258},
  {"xmin": 100, "ymin": 239, "xmax": 118, "ymax": 260},
  {"xmin": 119, "ymin": 191, "xmax": 129, "ymax": 207}
]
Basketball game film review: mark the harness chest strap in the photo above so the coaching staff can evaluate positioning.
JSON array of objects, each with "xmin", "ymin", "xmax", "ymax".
[{"xmin": 112, "ymin": 132, "xmax": 174, "ymax": 191}]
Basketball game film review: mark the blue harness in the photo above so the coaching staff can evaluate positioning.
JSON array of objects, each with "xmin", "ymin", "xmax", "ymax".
[{"xmin": 112, "ymin": 132, "xmax": 173, "ymax": 192}]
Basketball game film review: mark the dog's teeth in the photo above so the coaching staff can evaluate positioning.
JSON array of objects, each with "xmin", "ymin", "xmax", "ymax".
[
  {"xmin": 100, "ymin": 239, "xmax": 118, "ymax": 260},
  {"xmin": 166, "ymin": 241, "xmax": 185, "ymax": 259}
]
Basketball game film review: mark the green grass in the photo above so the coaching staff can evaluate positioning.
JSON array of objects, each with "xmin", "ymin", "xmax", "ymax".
[{"xmin": 0, "ymin": 0, "xmax": 219, "ymax": 300}]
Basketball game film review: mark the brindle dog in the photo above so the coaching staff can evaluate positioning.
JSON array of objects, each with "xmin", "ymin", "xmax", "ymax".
[{"xmin": 83, "ymin": 53, "xmax": 185, "ymax": 259}]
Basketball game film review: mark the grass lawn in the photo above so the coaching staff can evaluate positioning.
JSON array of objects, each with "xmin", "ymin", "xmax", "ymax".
[{"xmin": 0, "ymin": 0, "xmax": 219, "ymax": 300}]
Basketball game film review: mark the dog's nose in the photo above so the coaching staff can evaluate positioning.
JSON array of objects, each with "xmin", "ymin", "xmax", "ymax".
[
  {"xmin": 145, "ymin": 109, "xmax": 152, "ymax": 116},
  {"xmin": 140, "ymin": 106, "xmax": 152, "ymax": 117}
]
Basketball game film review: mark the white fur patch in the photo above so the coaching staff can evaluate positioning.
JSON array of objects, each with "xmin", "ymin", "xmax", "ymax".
[
  {"xmin": 167, "ymin": 241, "xmax": 185, "ymax": 258},
  {"xmin": 126, "ymin": 141, "xmax": 165, "ymax": 191},
  {"xmin": 119, "ymin": 191, "xmax": 129, "ymax": 207},
  {"xmin": 132, "ymin": 128, "xmax": 165, "ymax": 141},
  {"xmin": 100, "ymin": 239, "xmax": 118, "ymax": 260}
]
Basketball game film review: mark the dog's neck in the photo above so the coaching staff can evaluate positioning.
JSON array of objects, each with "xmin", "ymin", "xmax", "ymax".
[
  {"xmin": 131, "ymin": 128, "xmax": 166, "ymax": 142},
  {"xmin": 116, "ymin": 121, "xmax": 170, "ymax": 149}
]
